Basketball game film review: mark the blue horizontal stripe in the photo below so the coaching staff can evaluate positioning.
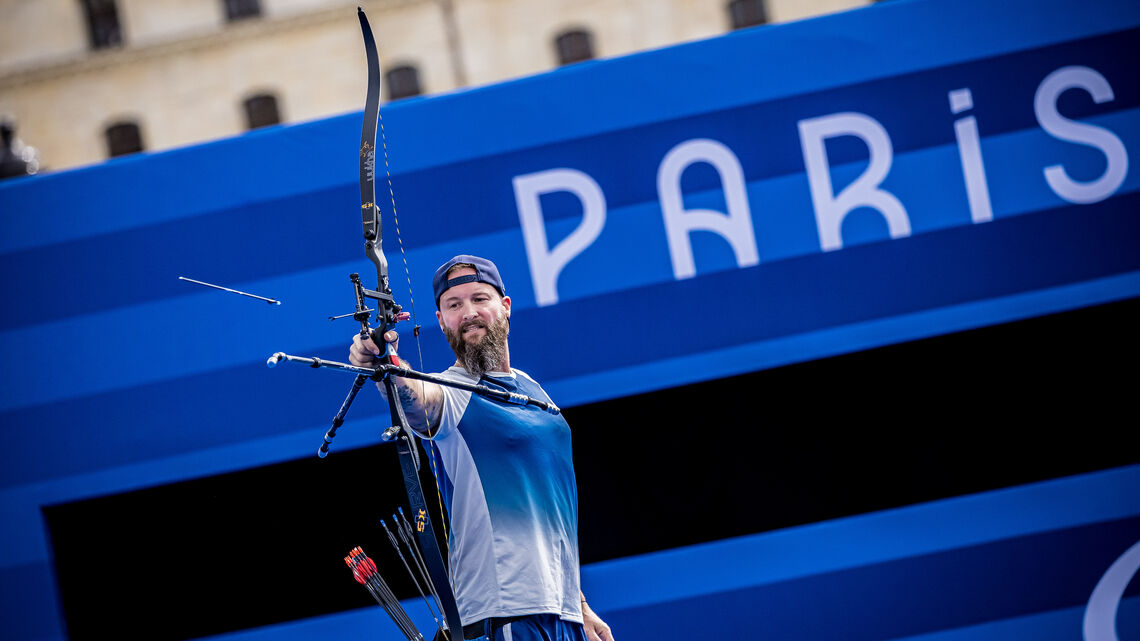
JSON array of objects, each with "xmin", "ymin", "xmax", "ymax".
[
  {"xmin": 884, "ymin": 597, "xmax": 1138, "ymax": 641},
  {"xmin": 162, "ymin": 596, "xmax": 1140, "ymax": 641},
  {"xmin": 5, "ymin": 259, "xmax": 1136, "ymax": 494},
  {"xmin": 2, "ymin": 89, "xmax": 1136, "ymax": 331},
  {"xmin": 3, "ymin": 195, "xmax": 1137, "ymax": 480},
  {"xmin": 549, "ymin": 269, "xmax": 1140, "ymax": 408},
  {"xmin": 0, "ymin": 258, "xmax": 449, "ymax": 413},
  {"xmin": 581, "ymin": 465, "xmax": 1140, "ymax": 611},
  {"xmin": 0, "ymin": 118, "xmax": 359, "ymax": 254},
  {"xmin": 592, "ymin": 518, "xmax": 1140, "ymax": 641},
  {"xmin": 512, "ymin": 194, "xmax": 1140, "ymax": 383},
  {"xmin": 0, "ymin": 350, "xmax": 389, "ymax": 489},
  {"xmin": 0, "ymin": 185, "xmax": 360, "ymax": 331},
  {"xmin": 3, "ymin": 106, "xmax": 1137, "ymax": 390}
]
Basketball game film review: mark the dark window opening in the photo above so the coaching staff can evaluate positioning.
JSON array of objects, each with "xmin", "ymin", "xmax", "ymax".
[
  {"xmin": 728, "ymin": 0, "xmax": 768, "ymax": 30},
  {"xmin": 80, "ymin": 0, "xmax": 123, "ymax": 49},
  {"xmin": 224, "ymin": 0, "xmax": 261, "ymax": 22},
  {"xmin": 243, "ymin": 93, "xmax": 281, "ymax": 129},
  {"xmin": 386, "ymin": 65, "xmax": 422, "ymax": 101},
  {"xmin": 105, "ymin": 121, "xmax": 143, "ymax": 157},
  {"xmin": 555, "ymin": 29, "xmax": 594, "ymax": 65}
]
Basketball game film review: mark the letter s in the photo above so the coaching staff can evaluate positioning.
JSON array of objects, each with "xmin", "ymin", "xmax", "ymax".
[
  {"xmin": 1083, "ymin": 539, "xmax": 1140, "ymax": 641},
  {"xmin": 1034, "ymin": 66, "xmax": 1129, "ymax": 204}
]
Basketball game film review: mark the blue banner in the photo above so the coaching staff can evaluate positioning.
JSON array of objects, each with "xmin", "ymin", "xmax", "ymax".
[{"xmin": 1, "ymin": 0, "xmax": 1138, "ymax": 639}]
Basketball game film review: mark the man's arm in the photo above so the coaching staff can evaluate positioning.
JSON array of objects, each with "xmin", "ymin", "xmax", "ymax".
[
  {"xmin": 350, "ymin": 330, "xmax": 444, "ymax": 434},
  {"xmin": 581, "ymin": 591, "xmax": 614, "ymax": 641}
]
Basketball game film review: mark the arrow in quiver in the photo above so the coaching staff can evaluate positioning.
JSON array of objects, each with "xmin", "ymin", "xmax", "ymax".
[{"xmin": 345, "ymin": 546, "xmax": 427, "ymax": 641}]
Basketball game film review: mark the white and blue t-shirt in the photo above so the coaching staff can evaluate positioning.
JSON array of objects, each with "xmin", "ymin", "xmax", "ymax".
[{"xmin": 421, "ymin": 366, "xmax": 582, "ymax": 626}]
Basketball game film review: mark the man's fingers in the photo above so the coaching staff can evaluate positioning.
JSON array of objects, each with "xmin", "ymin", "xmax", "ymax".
[
  {"xmin": 350, "ymin": 334, "xmax": 380, "ymax": 367},
  {"xmin": 584, "ymin": 621, "xmax": 611, "ymax": 641},
  {"xmin": 584, "ymin": 618, "xmax": 613, "ymax": 641},
  {"xmin": 350, "ymin": 329, "xmax": 400, "ymax": 368},
  {"xmin": 355, "ymin": 332, "xmax": 380, "ymax": 356}
]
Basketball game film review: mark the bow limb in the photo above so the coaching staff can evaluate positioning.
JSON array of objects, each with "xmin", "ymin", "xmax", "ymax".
[
  {"xmin": 357, "ymin": 9, "xmax": 465, "ymax": 640},
  {"xmin": 358, "ymin": 7, "xmax": 396, "ymax": 353}
]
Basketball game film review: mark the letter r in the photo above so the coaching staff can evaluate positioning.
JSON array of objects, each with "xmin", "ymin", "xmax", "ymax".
[{"xmin": 798, "ymin": 112, "xmax": 911, "ymax": 251}]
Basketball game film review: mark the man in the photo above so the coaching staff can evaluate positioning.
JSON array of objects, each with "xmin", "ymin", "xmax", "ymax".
[{"xmin": 349, "ymin": 255, "xmax": 615, "ymax": 641}]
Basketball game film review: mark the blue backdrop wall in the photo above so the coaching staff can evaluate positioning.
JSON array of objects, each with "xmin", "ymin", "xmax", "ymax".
[{"xmin": 1, "ymin": 0, "xmax": 1137, "ymax": 639}]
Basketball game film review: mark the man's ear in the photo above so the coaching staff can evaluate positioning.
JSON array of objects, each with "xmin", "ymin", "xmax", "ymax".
[
  {"xmin": 436, "ymin": 309, "xmax": 444, "ymax": 329},
  {"xmin": 502, "ymin": 295, "xmax": 511, "ymax": 316}
]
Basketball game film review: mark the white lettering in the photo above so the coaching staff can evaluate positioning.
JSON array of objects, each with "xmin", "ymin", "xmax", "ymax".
[
  {"xmin": 798, "ymin": 112, "xmax": 910, "ymax": 251},
  {"xmin": 1034, "ymin": 66, "xmax": 1128, "ymax": 204},
  {"xmin": 657, "ymin": 139, "xmax": 759, "ymax": 280},
  {"xmin": 513, "ymin": 168, "xmax": 607, "ymax": 307},
  {"xmin": 949, "ymin": 88, "xmax": 994, "ymax": 223},
  {"xmin": 1084, "ymin": 539, "xmax": 1140, "ymax": 641}
]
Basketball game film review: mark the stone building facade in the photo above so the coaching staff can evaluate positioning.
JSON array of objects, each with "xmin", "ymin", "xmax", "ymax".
[{"xmin": 0, "ymin": 0, "xmax": 868, "ymax": 172}]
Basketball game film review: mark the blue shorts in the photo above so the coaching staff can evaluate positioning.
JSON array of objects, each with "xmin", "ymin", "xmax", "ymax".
[{"xmin": 465, "ymin": 613, "xmax": 587, "ymax": 641}]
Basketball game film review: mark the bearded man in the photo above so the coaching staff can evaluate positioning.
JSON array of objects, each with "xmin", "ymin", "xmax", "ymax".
[{"xmin": 349, "ymin": 255, "xmax": 614, "ymax": 641}]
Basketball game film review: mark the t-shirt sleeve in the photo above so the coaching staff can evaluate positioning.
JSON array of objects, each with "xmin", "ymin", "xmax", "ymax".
[
  {"xmin": 513, "ymin": 368, "xmax": 555, "ymax": 405},
  {"xmin": 423, "ymin": 369, "xmax": 474, "ymax": 440}
]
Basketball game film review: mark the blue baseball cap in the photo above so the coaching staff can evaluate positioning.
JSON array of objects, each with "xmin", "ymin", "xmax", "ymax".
[{"xmin": 433, "ymin": 255, "xmax": 506, "ymax": 307}]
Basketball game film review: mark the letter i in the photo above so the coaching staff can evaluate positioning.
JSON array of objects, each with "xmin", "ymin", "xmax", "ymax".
[{"xmin": 950, "ymin": 88, "xmax": 994, "ymax": 223}]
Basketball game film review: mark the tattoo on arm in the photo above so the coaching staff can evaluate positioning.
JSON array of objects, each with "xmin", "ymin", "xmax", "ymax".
[
  {"xmin": 373, "ymin": 357, "xmax": 443, "ymax": 434},
  {"xmin": 396, "ymin": 377, "xmax": 444, "ymax": 435}
]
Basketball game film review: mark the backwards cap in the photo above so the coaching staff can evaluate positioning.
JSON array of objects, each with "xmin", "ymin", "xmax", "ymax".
[{"xmin": 432, "ymin": 255, "xmax": 506, "ymax": 308}]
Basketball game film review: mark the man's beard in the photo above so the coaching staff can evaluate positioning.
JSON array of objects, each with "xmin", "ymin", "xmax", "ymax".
[{"xmin": 443, "ymin": 315, "xmax": 509, "ymax": 378}]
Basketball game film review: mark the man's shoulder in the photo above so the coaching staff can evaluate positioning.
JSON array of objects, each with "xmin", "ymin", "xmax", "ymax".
[
  {"xmin": 435, "ymin": 366, "xmax": 544, "ymax": 387},
  {"xmin": 437, "ymin": 365, "xmax": 478, "ymax": 383}
]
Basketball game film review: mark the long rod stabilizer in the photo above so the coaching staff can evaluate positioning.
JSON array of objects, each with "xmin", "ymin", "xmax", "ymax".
[{"xmin": 267, "ymin": 352, "xmax": 561, "ymax": 416}]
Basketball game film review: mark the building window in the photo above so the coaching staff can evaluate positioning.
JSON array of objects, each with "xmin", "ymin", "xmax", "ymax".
[
  {"xmin": 80, "ymin": 0, "xmax": 123, "ymax": 49},
  {"xmin": 728, "ymin": 0, "xmax": 768, "ymax": 30},
  {"xmin": 224, "ymin": 0, "xmax": 261, "ymax": 22},
  {"xmin": 105, "ymin": 121, "xmax": 143, "ymax": 157},
  {"xmin": 243, "ymin": 94, "xmax": 280, "ymax": 129},
  {"xmin": 555, "ymin": 29, "xmax": 594, "ymax": 65},
  {"xmin": 386, "ymin": 65, "xmax": 422, "ymax": 101}
]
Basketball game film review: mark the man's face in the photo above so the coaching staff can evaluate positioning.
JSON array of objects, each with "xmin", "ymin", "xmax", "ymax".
[{"xmin": 436, "ymin": 267, "xmax": 511, "ymax": 374}]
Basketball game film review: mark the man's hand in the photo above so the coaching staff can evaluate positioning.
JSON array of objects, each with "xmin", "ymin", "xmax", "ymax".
[
  {"xmin": 582, "ymin": 603, "xmax": 614, "ymax": 641},
  {"xmin": 349, "ymin": 330, "xmax": 398, "ymax": 368},
  {"xmin": 349, "ymin": 330, "xmax": 441, "ymax": 433}
]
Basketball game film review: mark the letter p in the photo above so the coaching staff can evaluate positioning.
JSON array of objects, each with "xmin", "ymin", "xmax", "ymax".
[{"xmin": 514, "ymin": 169, "xmax": 607, "ymax": 307}]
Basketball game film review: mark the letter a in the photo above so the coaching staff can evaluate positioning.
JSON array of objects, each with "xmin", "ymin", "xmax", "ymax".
[{"xmin": 657, "ymin": 138, "xmax": 759, "ymax": 280}]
